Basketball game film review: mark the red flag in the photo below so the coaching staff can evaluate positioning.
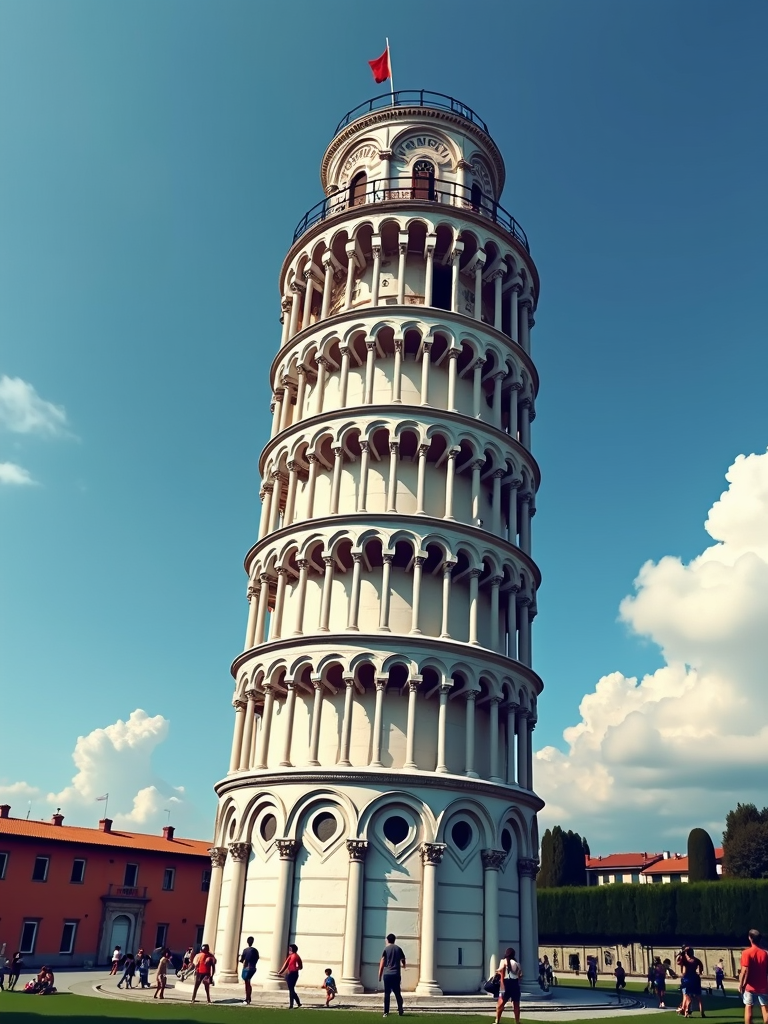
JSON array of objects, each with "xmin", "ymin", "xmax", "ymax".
[{"xmin": 368, "ymin": 49, "xmax": 390, "ymax": 84}]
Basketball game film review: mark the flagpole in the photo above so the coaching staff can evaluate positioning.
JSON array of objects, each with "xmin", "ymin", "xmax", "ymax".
[{"xmin": 386, "ymin": 37, "xmax": 395, "ymax": 105}]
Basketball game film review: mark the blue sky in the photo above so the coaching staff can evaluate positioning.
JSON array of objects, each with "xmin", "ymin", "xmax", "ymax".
[{"xmin": 1, "ymin": 0, "xmax": 766, "ymax": 849}]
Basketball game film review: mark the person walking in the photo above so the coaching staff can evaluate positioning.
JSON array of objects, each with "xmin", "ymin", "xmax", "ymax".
[
  {"xmin": 614, "ymin": 961, "xmax": 626, "ymax": 1002},
  {"xmin": 154, "ymin": 948, "xmax": 171, "ymax": 1000},
  {"xmin": 7, "ymin": 953, "xmax": 23, "ymax": 991},
  {"xmin": 110, "ymin": 946, "xmax": 122, "ymax": 975},
  {"xmin": 378, "ymin": 933, "xmax": 406, "ymax": 1017},
  {"xmin": 136, "ymin": 948, "xmax": 151, "ymax": 989},
  {"xmin": 587, "ymin": 956, "xmax": 598, "ymax": 989},
  {"xmin": 240, "ymin": 936, "xmax": 260, "ymax": 1006},
  {"xmin": 494, "ymin": 947, "xmax": 523, "ymax": 1024},
  {"xmin": 279, "ymin": 944, "xmax": 303, "ymax": 1009},
  {"xmin": 116, "ymin": 952, "xmax": 136, "ymax": 989},
  {"xmin": 322, "ymin": 968, "xmax": 338, "ymax": 1006},
  {"xmin": 679, "ymin": 947, "xmax": 705, "ymax": 1017},
  {"xmin": 0, "ymin": 953, "xmax": 7, "ymax": 990},
  {"xmin": 191, "ymin": 944, "xmax": 217, "ymax": 1004},
  {"xmin": 739, "ymin": 929, "xmax": 768, "ymax": 1024}
]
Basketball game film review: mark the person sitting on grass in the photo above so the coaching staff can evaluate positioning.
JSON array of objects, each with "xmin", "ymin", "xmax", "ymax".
[
  {"xmin": 614, "ymin": 961, "xmax": 627, "ymax": 1001},
  {"xmin": 322, "ymin": 967, "xmax": 338, "ymax": 1006}
]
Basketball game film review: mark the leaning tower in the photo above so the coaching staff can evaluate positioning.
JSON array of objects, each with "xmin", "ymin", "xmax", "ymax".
[{"xmin": 203, "ymin": 90, "xmax": 543, "ymax": 997}]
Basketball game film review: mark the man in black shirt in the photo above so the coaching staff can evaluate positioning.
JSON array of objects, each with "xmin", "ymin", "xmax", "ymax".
[
  {"xmin": 379, "ymin": 933, "xmax": 406, "ymax": 1017},
  {"xmin": 239, "ymin": 936, "xmax": 260, "ymax": 1005}
]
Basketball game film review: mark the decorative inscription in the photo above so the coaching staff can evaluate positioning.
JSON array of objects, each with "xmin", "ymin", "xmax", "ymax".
[
  {"xmin": 342, "ymin": 145, "xmax": 378, "ymax": 174},
  {"xmin": 394, "ymin": 135, "xmax": 451, "ymax": 162}
]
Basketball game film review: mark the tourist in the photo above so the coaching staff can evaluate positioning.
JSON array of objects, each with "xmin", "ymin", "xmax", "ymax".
[
  {"xmin": 240, "ymin": 936, "xmax": 260, "ymax": 1006},
  {"xmin": 715, "ymin": 960, "xmax": 726, "ymax": 995},
  {"xmin": 739, "ymin": 929, "xmax": 768, "ymax": 1024},
  {"xmin": 154, "ymin": 948, "xmax": 171, "ymax": 1000},
  {"xmin": 0, "ymin": 952, "xmax": 7, "ymax": 990},
  {"xmin": 678, "ymin": 946, "xmax": 705, "ymax": 1017},
  {"xmin": 136, "ymin": 948, "xmax": 151, "ymax": 988},
  {"xmin": 614, "ymin": 961, "xmax": 626, "ymax": 1002},
  {"xmin": 37, "ymin": 967, "xmax": 55, "ymax": 995},
  {"xmin": 322, "ymin": 967, "xmax": 338, "ymax": 1006},
  {"xmin": 543, "ymin": 955, "xmax": 554, "ymax": 989},
  {"xmin": 378, "ymin": 933, "xmax": 406, "ymax": 1017},
  {"xmin": 279, "ymin": 943, "xmax": 304, "ymax": 1009},
  {"xmin": 180, "ymin": 946, "xmax": 195, "ymax": 981},
  {"xmin": 110, "ymin": 945, "xmax": 121, "ymax": 975},
  {"xmin": 587, "ymin": 956, "xmax": 598, "ymax": 989},
  {"xmin": 116, "ymin": 952, "xmax": 135, "ymax": 989},
  {"xmin": 654, "ymin": 958, "xmax": 667, "ymax": 1008},
  {"xmin": 7, "ymin": 952, "xmax": 23, "ymax": 991},
  {"xmin": 191, "ymin": 944, "xmax": 217, "ymax": 1004},
  {"xmin": 645, "ymin": 960, "xmax": 657, "ymax": 995},
  {"xmin": 538, "ymin": 956, "xmax": 547, "ymax": 990},
  {"xmin": 495, "ymin": 947, "xmax": 523, "ymax": 1024}
]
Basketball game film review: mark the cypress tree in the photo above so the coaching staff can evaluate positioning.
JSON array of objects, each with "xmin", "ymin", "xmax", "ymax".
[
  {"xmin": 539, "ymin": 828, "xmax": 554, "ymax": 888},
  {"xmin": 688, "ymin": 828, "xmax": 718, "ymax": 882}
]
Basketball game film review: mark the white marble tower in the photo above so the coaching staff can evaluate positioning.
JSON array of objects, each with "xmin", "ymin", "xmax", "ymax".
[{"xmin": 204, "ymin": 90, "xmax": 543, "ymax": 997}]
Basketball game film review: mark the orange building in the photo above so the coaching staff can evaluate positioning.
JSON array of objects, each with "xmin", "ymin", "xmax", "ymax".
[{"xmin": 0, "ymin": 804, "xmax": 211, "ymax": 968}]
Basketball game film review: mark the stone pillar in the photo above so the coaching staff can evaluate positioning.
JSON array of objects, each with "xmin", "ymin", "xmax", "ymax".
[
  {"xmin": 340, "ymin": 840, "xmax": 369, "ymax": 994},
  {"xmin": 509, "ymin": 284, "xmax": 520, "ymax": 344},
  {"xmin": 410, "ymin": 556, "xmax": 424, "ymax": 634},
  {"xmin": 519, "ymin": 493, "xmax": 532, "ymax": 555},
  {"xmin": 464, "ymin": 690, "xmax": 478, "ymax": 777},
  {"xmin": 293, "ymin": 559, "xmax": 309, "ymax": 635},
  {"xmin": 238, "ymin": 692, "xmax": 257, "ymax": 771},
  {"xmin": 490, "ymin": 575, "xmax": 502, "ymax": 652},
  {"xmin": 518, "ymin": 857, "xmax": 540, "ymax": 993},
  {"xmin": 468, "ymin": 568, "xmax": 480, "ymax": 644},
  {"xmin": 357, "ymin": 441, "xmax": 370, "ymax": 512},
  {"xmin": 397, "ymin": 233, "xmax": 408, "ymax": 305},
  {"xmin": 450, "ymin": 243, "xmax": 464, "ymax": 313},
  {"xmin": 379, "ymin": 555, "xmax": 393, "ymax": 631},
  {"xmin": 364, "ymin": 340, "xmax": 376, "ymax": 404},
  {"xmin": 294, "ymin": 365, "xmax": 307, "ymax": 422},
  {"xmin": 319, "ymin": 555, "xmax": 335, "ymax": 631},
  {"xmin": 506, "ymin": 585, "xmax": 519, "ymax": 659},
  {"xmin": 471, "ymin": 459, "xmax": 483, "ymax": 524},
  {"xmin": 492, "ymin": 469, "xmax": 504, "ymax": 536},
  {"xmin": 321, "ymin": 252, "xmax": 334, "ymax": 320},
  {"xmin": 201, "ymin": 847, "xmax": 227, "ymax": 947},
  {"xmin": 424, "ymin": 233, "xmax": 436, "ymax": 306},
  {"xmin": 420, "ymin": 340, "xmax": 432, "ymax": 405},
  {"xmin": 305, "ymin": 454, "xmax": 319, "ymax": 518},
  {"xmin": 517, "ymin": 709, "xmax": 530, "ymax": 789},
  {"xmin": 338, "ymin": 676, "xmax": 355, "ymax": 766},
  {"xmin": 288, "ymin": 281, "xmax": 301, "ymax": 338},
  {"xmin": 308, "ymin": 680, "xmax": 324, "ymax": 766},
  {"xmin": 258, "ymin": 486, "xmax": 272, "ymax": 540},
  {"xmin": 280, "ymin": 297, "xmax": 291, "ymax": 347},
  {"xmin": 279, "ymin": 682, "xmax": 297, "ymax": 767},
  {"xmin": 254, "ymin": 573, "xmax": 270, "ymax": 646},
  {"xmin": 269, "ymin": 567, "xmax": 288, "ymax": 640},
  {"xmin": 279, "ymin": 376, "xmax": 293, "ymax": 432},
  {"xmin": 518, "ymin": 597, "xmax": 531, "ymax": 665},
  {"xmin": 447, "ymin": 348, "xmax": 460, "ymax": 412},
  {"xmin": 488, "ymin": 696, "xmax": 502, "ymax": 783},
  {"xmin": 284, "ymin": 462, "xmax": 299, "ymax": 526},
  {"xmin": 244, "ymin": 583, "xmax": 259, "ymax": 649},
  {"xmin": 264, "ymin": 840, "xmax": 300, "ymax": 990},
  {"xmin": 268, "ymin": 474, "xmax": 282, "ymax": 533},
  {"xmin": 436, "ymin": 684, "xmax": 450, "ymax": 773},
  {"xmin": 444, "ymin": 448, "xmax": 458, "ymax": 520},
  {"xmin": 314, "ymin": 357, "xmax": 328, "ymax": 415},
  {"xmin": 386, "ymin": 441, "xmax": 399, "ymax": 512},
  {"xmin": 370, "ymin": 237, "xmax": 382, "ymax": 306},
  {"xmin": 344, "ymin": 245, "xmax": 357, "ymax": 309},
  {"xmin": 472, "ymin": 359, "xmax": 485, "ymax": 419},
  {"xmin": 416, "ymin": 444, "xmax": 429, "ymax": 513},
  {"xmin": 506, "ymin": 704, "xmax": 518, "ymax": 785},
  {"xmin": 229, "ymin": 701, "xmax": 246, "ymax": 773},
  {"xmin": 492, "ymin": 372, "xmax": 504, "ymax": 429},
  {"xmin": 404, "ymin": 679, "xmax": 419, "ymax": 770},
  {"xmin": 482, "ymin": 849, "xmax": 506, "ymax": 976},
  {"xmin": 330, "ymin": 446, "xmax": 343, "ymax": 514},
  {"xmin": 370, "ymin": 677, "xmax": 386, "ymax": 766},
  {"xmin": 492, "ymin": 269, "xmax": 504, "ymax": 330},
  {"xmin": 473, "ymin": 251, "xmax": 486, "ymax": 321},
  {"xmin": 416, "ymin": 843, "xmax": 446, "ymax": 995},
  {"xmin": 440, "ymin": 560, "xmax": 455, "ymax": 638},
  {"xmin": 347, "ymin": 552, "xmax": 363, "ymax": 630},
  {"xmin": 392, "ymin": 339, "xmax": 403, "ymax": 403},
  {"xmin": 520, "ymin": 299, "xmax": 533, "ymax": 355},
  {"xmin": 507, "ymin": 477, "xmax": 521, "ymax": 542},
  {"xmin": 256, "ymin": 683, "xmax": 275, "ymax": 769},
  {"xmin": 338, "ymin": 347, "xmax": 351, "ymax": 406},
  {"xmin": 508, "ymin": 382, "xmax": 520, "ymax": 440},
  {"xmin": 217, "ymin": 841, "xmax": 251, "ymax": 983}
]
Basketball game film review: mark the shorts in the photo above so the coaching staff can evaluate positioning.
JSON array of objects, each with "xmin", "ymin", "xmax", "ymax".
[
  {"xmin": 243, "ymin": 968, "xmax": 256, "ymax": 981},
  {"xmin": 502, "ymin": 979, "xmax": 521, "ymax": 1004},
  {"xmin": 656, "ymin": 980, "xmax": 666, "ymax": 992},
  {"xmin": 743, "ymin": 993, "xmax": 768, "ymax": 1007},
  {"xmin": 683, "ymin": 978, "xmax": 701, "ymax": 996}
]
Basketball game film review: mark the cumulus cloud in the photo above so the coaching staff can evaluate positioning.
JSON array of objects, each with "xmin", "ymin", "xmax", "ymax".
[
  {"xmin": 0, "ymin": 461, "xmax": 36, "ymax": 486},
  {"xmin": 536, "ymin": 449, "xmax": 768, "ymax": 851},
  {"xmin": 0, "ymin": 375, "xmax": 68, "ymax": 436},
  {"xmin": 1, "ymin": 710, "xmax": 207, "ymax": 837}
]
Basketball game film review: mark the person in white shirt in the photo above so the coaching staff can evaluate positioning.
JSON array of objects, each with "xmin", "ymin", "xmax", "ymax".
[
  {"xmin": 495, "ymin": 947, "xmax": 523, "ymax": 1024},
  {"xmin": 110, "ymin": 946, "xmax": 121, "ymax": 975}
]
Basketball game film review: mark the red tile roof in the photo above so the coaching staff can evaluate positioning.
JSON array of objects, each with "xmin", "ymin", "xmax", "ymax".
[
  {"xmin": 0, "ymin": 816, "xmax": 211, "ymax": 857},
  {"xmin": 586, "ymin": 852, "xmax": 663, "ymax": 871},
  {"xmin": 641, "ymin": 848, "xmax": 724, "ymax": 876}
]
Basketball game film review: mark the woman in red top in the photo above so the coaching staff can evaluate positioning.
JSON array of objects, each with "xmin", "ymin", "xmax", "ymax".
[
  {"xmin": 279, "ymin": 944, "xmax": 303, "ymax": 1008},
  {"xmin": 191, "ymin": 944, "xmax": 217, "ymax": 1004}
]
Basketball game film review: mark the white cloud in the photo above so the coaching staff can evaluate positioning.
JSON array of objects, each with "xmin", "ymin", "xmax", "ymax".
[
  {"xmin": 0, "ymin": 461, "xmax": 36, "ymax": 486},
  {"xmin": 2, "ymin": 710, "xmax": 209, "ymax": 838},
  {"xmin": 536, "ymin": 449, "xmax": 768, "ymax": 851},
  {"xmin": 0, "ymin": 376, "xmax": 68, "ymax": 436}
]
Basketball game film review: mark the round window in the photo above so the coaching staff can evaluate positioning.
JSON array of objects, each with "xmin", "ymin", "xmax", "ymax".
[
  {"xmin": 451, "ymin": 820, "xmax": 472, "ymax": 850},
  {"xmin": 501, "ymin": 828, "xmax": 512, "ymax": 853},
  {"xmin": 260, "ymin": 814, "xmax": 277, "ymax": 841},
  {"xmin": 313, "ymin": 812, "xmax": 337, "ymax": 843},
  {"xmin": 383, "ymin": 815, "xmax": 410, "ymax": 845}
]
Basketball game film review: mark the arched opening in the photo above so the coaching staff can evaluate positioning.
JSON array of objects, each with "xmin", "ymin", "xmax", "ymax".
[
  {"xmin": 470, "ymin": 182, "xmax": 482, "ymax": 211},
  {"xmin": 350, "ymin": 171, "xmax": 368, "ymax": 207},
  {"xmin": 412, "ymin": 160, "xmax": 435, "ymax": 201}
]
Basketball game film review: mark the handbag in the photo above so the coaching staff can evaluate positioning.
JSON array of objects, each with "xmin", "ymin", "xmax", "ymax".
[{"xmin": 484, "ymin": 975, "xmax": 501, "ymax": 996}]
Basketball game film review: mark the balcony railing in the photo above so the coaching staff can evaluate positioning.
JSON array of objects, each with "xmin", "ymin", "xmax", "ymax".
[
  {"xmin": 105, "ymin": 884, "xmax": 149, "ymax": 899},
  {"xmin": 292, "ymin": 176, "xmax": 529, "ymax": 253},
  {"xmin": 335, "ymin": 91, "xmax": 490, "ymax": 135}
]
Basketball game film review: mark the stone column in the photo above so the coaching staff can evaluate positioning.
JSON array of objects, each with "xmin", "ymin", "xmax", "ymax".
[
  {"xmin": 347, "ymin": 552, "xmax": 363, "ymax": 630},
  {"xmin": 492, "ymin": 269, "xmax": 504, "ymax": 330},
  {"xmin": 256, "ymin": 684, "xmax": 275, "ymax": 769},
  {"xmin": 509, "ymin": 284, "xmax": 520, "ymax": 344},
  {"xmin": 397, "ymin": 233, "xmax": 408, "ymax": 305},
  {"xmin": 364, "ymin": 340, "xmax": 376, "ymax": 404},
  {"xmin": 386, "ymin": 441, "xmax": 399, "ymax": 512},
  {"xmin": 280, "ymin": 296, "xmax": 291, "ymax": 347},
  {"xmin": 202, "ymin": 846, "xmax": 227, "ymax": 947},
  {"xmin": 268, "ymin": 473, "xmax": 282, "ymax": 533},
  {"xmin": 357, "ymin": 441, "xmax": 370, "ymax": 511},
  {"xmin": 508, "ymin": 382, "xmax": 520, "ymax": 440},
  {"xmin": 338, "ymin": 347, "xmax": 351, "ymax": 406},
  {"xmin": 264, "ymin": 840, "xmax": 300, "ymax": 990},
  {"xmin": 270, "ymin": 393, "xmax": 282, "ymax": 438},
  {"xmin": 330, "ymin": 446, "xmax": 343, "ymax": 514},
  {"xmin": 473, "ymin": 252, "xmax": 486, "ymax": 321},
  {"xmin": 472, "ymin": 358, "xmax": 485, "ymax": 419},
  {"xmin": 490, "ymin": 575, "xmax": 502, "ymax": 651},
  {"xmin": 519, "ymin": 493, "xmax": 532, "ymax": 555},
  {"xmin": 482, "ymin": 849, "xmax": 506, "ymax": 977},
  {"xmin": 404, "ymin": 679, "xmax": 419, "ymax": 770},
  {"xmin": 518, "ymin": 857, "xmax": 540, "ymax": 992},
  {"xmin": 447, "ymin": 348, "xmax": 460, "ymax": 412},
  {"xmin": 507, "ymin": 477, "xmax": 521, "ymax": 542},
  {"xmin": 238, "ymin": 692, "xmax": 257, "ymax": 771},
  {"xmin": 416, "ymin": 443, "xmax": 429, "ymax": 513},
  {"xmin": 319, "ymin": 555, "xmax": 335, "ymax": 632},
  {"xmin": 488, "ymin": 696, "xmax": 502, "ymax": 783},
  {"xmin": 370, "ymin": 237, "xmax": 382, "ymax": 306},
  {"xmin": 464, "ymin": 690, "xmax": 478, "ymax": 777},
  {"xmin": 492, "ymin": 469, "xmax": 504, "ymax": 536},
  {"xmin": 440, "ymin": 560, "xmax": 455, "ymax": 638},
  {"xmin": 420, "ymin": 340, "xmax": 432, "ymax": 405},
  {"xmin": 392, "ymin": 339, "xmax": 403, "ymax": 403},
  {"xmin": 506, "ymin": 704, "xmax": 518, "ymax": 785},
  {"xmin": 520, "ymin": 299, "xmax": 533, "ymax": 355},
  {"xmin": 258, "ymin": 486, "xmax": 272, "ymax": 540},
  {"xmin": 519, "ymin": 398, "xmax": 531, "ymax": 449},
  {"xmin": 293, "ymin": 559, "xmax": 309, "ymax": 635},
  {"xmin": 471, "ymin": 459, "xmax": 483, "ymax": 524},
  {"xmin": 321, "ymin": 252, "xmax": 334, "ymax": 320},
  {"xmin": 416, "ymin": 843, "xmax": 446, "ymax": 995},
  {"xmin": 229, "ymin": 701, "xmax": 246, "ymax": 772},
  {"xmin": 424, "ymin": 233, "xmax": 436, "ymax": 307},
  {"xmin": 527, "ymin": 718, "xmax": 536, "ymax": 796},
  {"xmin": 217, "ymin": 841, "xmax": 251, "ymax": 983},
  {"xmin": 506, "ymin": 585, "xmax": 519, "ymax": 659},
  {"xmin": 307, "ymin": 680, "xmax": 324, "ymax": 766},
  {"xmin": 269, "ymin": 567, "xmax": 288, "ymax": 640},
  {"xmin": 518, "ymin": 597, "xmax": 531, "ymax": 665},
  {"xmin": 468, "ymin": 568, "xmax": 480, "ymax": 644},
  {"xmin": 436, "ymin": 684, "xmax": 450, "ymax": 773},
  {"xmin": 305, "ymin": 454, "xmax": 319, "ymax": 518},
  {"xmin": 294, "ymin": 365, "xmax": 307, "ymax": 422},
  {"xmin": 279, "ymin": 376, "xmax": 293, "ymax": 432},
  {"xmin": 338, "ymin": 676, "xmax": 355, "ymax": 766},
  {"xmin": 370, "ymin": 677, "xmax": 387, "ymax": 766},
  {"xmin": 516, "ymin": 709, "xmax": 530, "ymax": 789},
  {"xmin": 344, "ymin": 245, "xmax": 357, "ymax": 309},
  {"xmin": 410, "ymin": 555, "xmax": 425, "ymax": 634},
  {"xmin": 279, "ymin": 681, "xmax": 297, "ymax": 767},
  {"xmin": 288, "ymin": 281, "xmax": 302, "ymax": 338},
  {"xmin": 284, "ymin": 461, "xmax": 299, "ymax": 526},
  {"xmin": 450, "ymin": 244, "xmax": 464, "ymax": 313},
  {"xmin": 379, "ymin": 555, "xmax": 393, "ymax": 631},
  {"xmin": 244, "ymin": 583, "xmax": 259, "ymax": 649},
  {"xmin": 314, "ymin": 357, "xmax": 328, "ymax": 415},
  {"xmin": 340, "ymin": 840, "xmax": 369, "ymax": 994},
  {"xmin": 254, "ymin": 573, "xmax": 270, "ymax": 646},
  {"xmin": 443, "ymin": 448, "xmax": 458, "ymax": 520}
]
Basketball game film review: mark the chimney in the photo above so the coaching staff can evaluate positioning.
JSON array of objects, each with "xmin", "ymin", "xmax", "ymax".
[
  {"xmin": 663, "ymin": 850, "xmax": 670, "ymax": 859},
  {"xmin": 162, "ymin": 825, "xmax": 175, "ymax": 841},
  {"xmin": 0, "ymin": 804, "xmax": 10, "ymax": 819},
  {"xmin": 51, "ymin": 808, "xmax": 65, "ymax": 827},
  {"xmin": 99, "ymin": 818, "xmax": 113, "ymax": 833}
]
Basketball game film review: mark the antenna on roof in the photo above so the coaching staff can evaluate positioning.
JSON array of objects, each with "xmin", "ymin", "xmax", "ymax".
[
  {"xmin": 26, "ymin": 801, "xmax": 31, "ymax": 820},
  {"xmin": 164, "ymin": 809, "xmax": 171, "ymax": 824}
]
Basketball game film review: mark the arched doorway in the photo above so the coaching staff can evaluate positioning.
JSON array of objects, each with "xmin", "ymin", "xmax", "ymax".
[
  {"xmin": 412, "ymin": 160, "xmax": 435, "ymax": 201},
  {"xmin": 109, "ymin": 914, "xmax": 131, "ymax": 955},
  {"xmin": 471, "ymin": 182, "xmax": 482, "ymax": 211},
  {"xmin": 350, "ymin": 171, "xmax": 368, "ymax": 207}
]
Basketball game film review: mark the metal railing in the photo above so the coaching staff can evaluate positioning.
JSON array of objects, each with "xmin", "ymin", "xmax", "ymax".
[
  {"xmin": 105, "ymin": 884, "xmax": 148, "ymax": 898},
  {"xmin": 335, "ymin": 91, "xmax": 490, "ymax": 135},
  {"xmin": 292, "ymin": 176, "xmax": 529, "ymax": 253}
]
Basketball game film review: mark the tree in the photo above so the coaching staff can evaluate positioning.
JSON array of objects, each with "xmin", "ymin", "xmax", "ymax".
[
  {"xmin": 723, "ymin": 804, "xmax": 768, "ymax": 879},
  {"xmin": 582, "ymin": 835, "xmax": 591, "ymax": 858},
  {"xmin": 539, "ymin": 826, "xmax": 589, "ymax": 887},
  {"xmin": 688, "ymin": 828, "xmax": 718, "ymax": 881}
]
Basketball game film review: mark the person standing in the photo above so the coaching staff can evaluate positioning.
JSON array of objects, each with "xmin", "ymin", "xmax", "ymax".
[
  {"xmin": 715, "ymin": 960, "xmax": 726, "ymax": 995},
  {"xmin": 7, "ymin": 953, "xmax": 23, "ymax": 991},
  {"xmin": 654, "ymin": 958, "xmax": 668, "ymax": 1008},
  {"xmin": 378, "ymin": 933, "xmax": 406, "ymax": 1017},
  {"xmin": 739, "ymin": 929, "xmax": 768, "ymax": 1024},
  {"xmin": 587, "ymin": 956, "xmax": 598, "ymax": 989},
  {"xmin": 279, "ymin": 944, "xmax": 303, "ymax": 1009},
  {"xmin": 240, "ymin": 936, "xmax": 260, "ymax": 1006},
  {"xmin": 136, "ymin": 948, "xmax": 151, "ymax": 989},
  {"xmin": 191, "ymin": 944, "xmax": 217, "ymax": 1004},
  {"xmin": 614, "ymin": 961, "xmax": 626, "ymax": 1002},
  {"xmin": 110, "ymin": 946, "xmax": 121, "ymax": 975},
  {"xmin": 0, "ymin": 952, "xmax": 7, "ymax": 991},
  {"xmin": 679, "ymin": 947, "xmax": 705, "ymax": 1017},
  {"xmin": 154, "ymin": 948, "xmax": 171, "ymax": 1000},
  {"xmin": 495, "ymin": 947, "xmax": 523, "ymax": 1024},
  {"xmin": 117, "ymin": 952, "xmax": 136, "ymax": 989},
  {"xmin": 322, "ymin": 968, "xmax": 338, "ymax": 1006}
]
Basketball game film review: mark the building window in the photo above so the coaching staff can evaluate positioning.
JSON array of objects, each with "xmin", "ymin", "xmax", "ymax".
[
  {"xmin": 602, "ymin": 873, "xmax": 610, "ymax": 884},
  {"xmin": 670, "ymin": 873, "xmax": 682, "ymax": 883},
  {"xmin": 631, "ymin": 873, "xmax": 640, "ymax": 883},
  {"xmin": 350, "ymin": 171, "xmax": 367, "ymax": 207},
  {"xmin": 195, "ymin": 925, "xmax": 204, "ymax": 948},
  {"xmin": 471, "ymin": 181, "xmax": 482, "ymax": 211},
  {"xmin": 60, "ymin": 921, "xmax": 78, "ymax": 954},
  {"xmin": 124, "ymin": 863, "xmax": 138, "ymax": 888},
  {"xmin": 614, "ymin": 875, "xmax": 623, "ymax": 884},
  {"xmin": 201, "ymin": 869, "xmax": 211, "ymax": 893},
  {"xmin": 0, "ymin": 851, "xmax": 7, "ymax": 879},
  {"xmin": 32, "ymin": 856, "xmax": 49, "ymax": 882},
  {"xmin": 162, "ymin": 868, "xmax": 175, "ymax": 891},
  {"xmin": 71, "ymin": 859, "xmax": 86, "ymax": 884},
  {"xmin": 653, "ymin": 875, "xmax": 663, "ymax": 884},
  {"xmin": 20, "ymin": 920, "xmax": 39, "ymax": 954},
  {"xmin": 155, "ymin": 924, "xmax": 169, "ymax": 949},
  {"xmin": 412, "ymin": 160, "xmax": 435, "ymax": 201}
]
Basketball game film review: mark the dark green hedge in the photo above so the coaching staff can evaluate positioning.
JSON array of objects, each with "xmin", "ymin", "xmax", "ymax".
[{"xmin": 539, "ymin": 880, "xmax": 768, "ymax": 944}]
